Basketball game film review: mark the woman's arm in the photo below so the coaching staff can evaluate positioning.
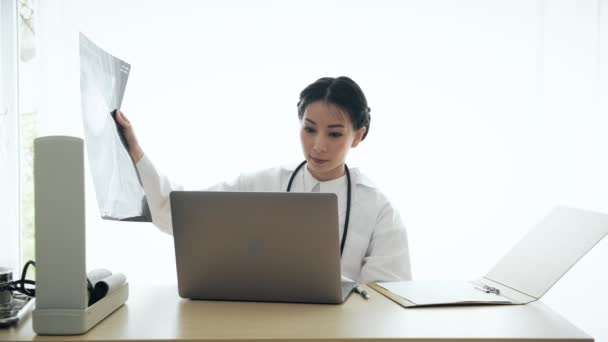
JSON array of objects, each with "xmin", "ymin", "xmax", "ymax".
[
  {"xmin": 359, "ymin": 199, "xmax": 413, "ymax": 284},
  {"xmin": 135, "ymin": 154, "xmax": 182, "ymax": 235},
  {"xmin": 114, "ymin": 111, "xmax": 177, "ymax": 234},
  {"xmin": 115, "ymin": 111, "xmax": 243, "ymax": 235}
]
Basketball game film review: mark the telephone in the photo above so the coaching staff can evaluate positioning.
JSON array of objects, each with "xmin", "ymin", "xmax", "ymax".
[
  {"xmin": 0, "ymin": 261, "xmax": 35, "ymax": 327},
  {"xmin": 0, "ymin": 261, "xmax": 120, "ymax": 328}
]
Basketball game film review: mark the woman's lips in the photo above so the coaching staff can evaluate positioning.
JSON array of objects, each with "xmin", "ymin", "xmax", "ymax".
[{"xmin": 310, "ymin": 156, "xmax": 329, "ymax": 164}]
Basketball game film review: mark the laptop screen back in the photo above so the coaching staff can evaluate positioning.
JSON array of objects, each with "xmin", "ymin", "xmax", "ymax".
[{"xmin": 170, "ymin": 191, "xmax": 344, "ymax": 303}]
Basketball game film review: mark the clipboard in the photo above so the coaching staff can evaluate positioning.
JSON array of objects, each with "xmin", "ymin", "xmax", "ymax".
[{"xmin": 370, "ymin": 206, "xmax": 608, "ymax": 308}]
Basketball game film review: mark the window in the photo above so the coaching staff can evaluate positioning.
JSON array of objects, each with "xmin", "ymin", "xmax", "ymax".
[
  {"xmin": 17, "ymin": 0, "xmax": 36, "ymax": 266},
  {"xmin": 0, "ymin": 0, "xmax": 20, "ymax": 273},
  {"xmin": 0, "ymin": 0, "xmax": 38, "ymax": 275}
]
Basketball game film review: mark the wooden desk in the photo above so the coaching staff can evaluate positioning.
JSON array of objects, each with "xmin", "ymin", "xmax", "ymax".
[{"xmin": 0, "ymin": 283, "xmax": 592, "ymax": 342}]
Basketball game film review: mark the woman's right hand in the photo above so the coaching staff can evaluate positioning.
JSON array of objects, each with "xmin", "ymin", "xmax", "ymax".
[{"xmin": 114, "ymin": 110, "xmax": 144, "ymax": 163}]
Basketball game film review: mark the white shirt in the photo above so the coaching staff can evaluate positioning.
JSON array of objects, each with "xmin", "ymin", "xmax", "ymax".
[{"xmin": 136, "ymin": 155, "xmax": 412, "ymax": 284}]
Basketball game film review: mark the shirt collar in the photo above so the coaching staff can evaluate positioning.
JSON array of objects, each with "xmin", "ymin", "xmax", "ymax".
[
  {"xmin": 303, "ymin": 165, "xmax": 347, "ymax": 192},
  {"xmin": 282, "ymin": 161, "xmax": 376, "ymax": 189}
]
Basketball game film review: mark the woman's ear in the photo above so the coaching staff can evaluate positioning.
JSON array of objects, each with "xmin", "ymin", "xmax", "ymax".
[{"xmin": 351, "ymin": 127, "xmax": 367, "ymax": 148}]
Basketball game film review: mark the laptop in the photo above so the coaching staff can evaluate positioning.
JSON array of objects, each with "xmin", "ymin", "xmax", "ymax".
[
  {"xmin": 169, "ymin": 191, "xmax": 357, "ymax": 304},
  {"xmin": 370, "ymin": 206, "xmax": 608, "ymax": 307}
]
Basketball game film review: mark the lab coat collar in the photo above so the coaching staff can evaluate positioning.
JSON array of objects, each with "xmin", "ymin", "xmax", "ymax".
[{"xmin": 348, "ymin": 167, "xmax": 376, "ymax": 189}]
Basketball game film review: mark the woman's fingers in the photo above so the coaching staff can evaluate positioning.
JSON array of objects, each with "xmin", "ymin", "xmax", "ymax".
[
  {"xmin": 114, "ymin": 110, "xmax": 125, "ymax": 125},
  {"xmin": 114, "ymin": 110, "xmax": 144, "ymax": 163},
  {"xmin": 115, "ymin": 110, "xmax": 130, "ymax": 127}
]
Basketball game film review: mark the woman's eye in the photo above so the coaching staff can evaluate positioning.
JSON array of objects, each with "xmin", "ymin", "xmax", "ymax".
[
  {"xmin": 304, "ymin": 126, "xmax": 316, "ymax": 133},
  {"xmin": 329, "ymin": 132, "xmax": 343, "ymax": 138}
]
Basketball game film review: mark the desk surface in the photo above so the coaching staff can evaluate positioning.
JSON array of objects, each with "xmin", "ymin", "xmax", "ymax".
[{"xmin": 1, "ymin": 283, "xmax": 592, "ymax": 342}]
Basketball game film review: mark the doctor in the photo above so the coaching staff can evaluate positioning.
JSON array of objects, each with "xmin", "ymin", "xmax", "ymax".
[{"xmin": 116, "ymin": 76, "xmax": 412, "ymax": 284}]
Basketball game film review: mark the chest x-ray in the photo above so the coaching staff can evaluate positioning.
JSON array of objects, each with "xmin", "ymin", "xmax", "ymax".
[{"xmin": 79, "ymin": 33, "xmax": 150, "ymax": 221}]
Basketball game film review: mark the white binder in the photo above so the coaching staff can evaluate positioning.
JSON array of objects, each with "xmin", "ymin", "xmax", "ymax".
[{"xmin": 370, "ymin": 206, "xmax": 608, "ymax": 307}]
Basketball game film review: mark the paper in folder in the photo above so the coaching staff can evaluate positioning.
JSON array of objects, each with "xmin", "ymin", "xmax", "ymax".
[{"xmin": 370, "ymin": 206, "xmax": 608, "ymax": 307}]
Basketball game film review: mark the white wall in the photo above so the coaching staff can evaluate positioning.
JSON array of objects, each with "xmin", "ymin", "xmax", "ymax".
[
  {"xmin": 35, "ymin": 0, "xmax": 608, "ymax": 340},
  {"xmin": 536, "ymin": 0, "xmax": 608, "ymax": 338}
]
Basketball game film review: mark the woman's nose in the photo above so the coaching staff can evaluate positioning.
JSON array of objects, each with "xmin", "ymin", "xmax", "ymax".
[{"xmin": 313, "ymin": 137, "xmax": 327, "ymax": 153}]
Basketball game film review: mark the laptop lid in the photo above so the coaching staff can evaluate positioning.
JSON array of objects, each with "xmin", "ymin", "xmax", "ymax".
[
  {"xmin": 170, "ymin": 191, "xmax": 352, "ymax": 304},
  {"xmin": 484, "ymin": 206, "xmax": 608, "ymax": 301}
]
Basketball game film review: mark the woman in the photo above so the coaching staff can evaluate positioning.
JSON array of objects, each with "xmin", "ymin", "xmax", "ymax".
[{"xmin": 116, "ymin": 76, "xmax": 412, "ymax": 284}]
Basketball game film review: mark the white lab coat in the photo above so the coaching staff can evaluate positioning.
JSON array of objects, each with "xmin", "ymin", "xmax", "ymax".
[{"xmin": 136, "ymin": 155, "xmax": 412, "ymax": 284}]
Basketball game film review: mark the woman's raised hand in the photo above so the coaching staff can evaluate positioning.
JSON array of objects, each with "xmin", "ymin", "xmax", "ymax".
[{"xmin": 114, "ymin": 110, "xmax": 144, "ymax": 163}]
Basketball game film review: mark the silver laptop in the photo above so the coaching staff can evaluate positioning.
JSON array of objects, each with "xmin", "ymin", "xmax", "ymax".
[{"xmin": 170, "ymin": 191, "xmax": 357, "ymax": 304}]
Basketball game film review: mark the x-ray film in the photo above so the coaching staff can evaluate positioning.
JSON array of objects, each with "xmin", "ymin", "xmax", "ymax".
[{"xmin": 79, "ymin": 33, "xmax": 151, "ymax": 221}]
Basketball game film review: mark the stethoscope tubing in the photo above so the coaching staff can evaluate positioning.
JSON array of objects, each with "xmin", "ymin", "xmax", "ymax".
[{"xmin": 286, "ymin": 160, "xmax": 351, "ymax": 256}]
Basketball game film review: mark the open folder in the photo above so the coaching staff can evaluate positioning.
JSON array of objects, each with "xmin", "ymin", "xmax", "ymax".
[{"xmin": 370, "ymin": 206, "xmax": 608, "ymax": 307}]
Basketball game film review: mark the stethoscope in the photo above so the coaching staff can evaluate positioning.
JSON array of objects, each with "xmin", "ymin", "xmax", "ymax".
[{"xmin": 286, "ymin": 160, "xmax": 352, "ymax": 256}]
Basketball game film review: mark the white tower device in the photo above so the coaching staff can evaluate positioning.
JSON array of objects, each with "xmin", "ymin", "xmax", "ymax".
[{"xmin": 32, "ymin": 136, "xmax": 128, "ymax": 335}]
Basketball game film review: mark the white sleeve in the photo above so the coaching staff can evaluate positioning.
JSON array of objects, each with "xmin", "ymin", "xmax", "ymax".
[
  {"xmin": 359, "ymin": 199, "xmax": 413, "ymax": 284},
  {"xmin": 136, "ymin": 154, "xmax": 242, "ymax": 235}
]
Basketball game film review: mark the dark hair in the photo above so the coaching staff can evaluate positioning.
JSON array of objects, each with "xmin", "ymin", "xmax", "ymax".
[{"xmin": 297, "ymin": 76, "xmax": 371, "ymax": 141}]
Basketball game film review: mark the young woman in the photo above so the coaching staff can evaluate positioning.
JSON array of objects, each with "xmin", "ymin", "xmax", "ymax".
[{"xmin": 116, "ymin": 76, "xmax": 412, "ymax": 284}]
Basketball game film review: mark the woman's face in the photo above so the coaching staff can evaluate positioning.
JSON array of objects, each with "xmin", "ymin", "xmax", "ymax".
[{"xmin": 300, "ymin": 101, "xmax": 366, "ymax": 181}]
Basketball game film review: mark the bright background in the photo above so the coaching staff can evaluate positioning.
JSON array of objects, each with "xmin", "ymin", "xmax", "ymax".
[{"xmin": 7, "ymin": 0, "xmax": 608, "ymax": 340}]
